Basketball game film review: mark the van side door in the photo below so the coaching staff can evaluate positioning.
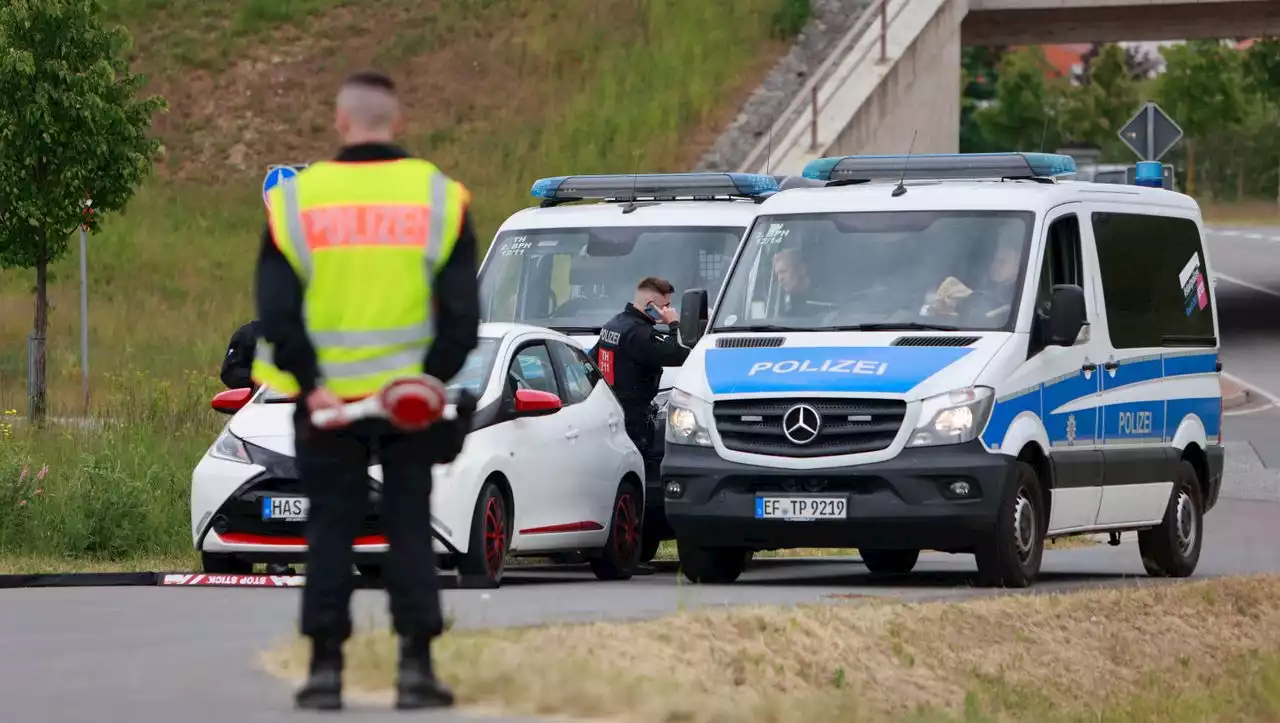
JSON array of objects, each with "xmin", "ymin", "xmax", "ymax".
[{"xmin": 1090, "ymin": 210, "xmax": 1206, "ymax": 526}]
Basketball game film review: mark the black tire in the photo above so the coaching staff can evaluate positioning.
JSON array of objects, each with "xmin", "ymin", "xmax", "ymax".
[
  {"xmin": 590, "ymin": 481, "xmax": 643, "ymax": 580},
  {"xmin": 1138, "ymin": 460, "xmax": 1204, "ymax": 578},
  {"xmin": 201, "ymin": 552, "xmax": 252, "ymax": 574},
  {"xmin": 676, "ymin": 538, "xmax": 751, "ymax": 584},
  {"xmin": 456, "ymin": 481, "xmax": 509, "ymax": 589},
  {"xmin": 860, "ymin": 548, "xmax": 919, "ymax": 574},
  {"xmin": 974, "ymin": 461, "xmax": 1045, "ymax": 588}
]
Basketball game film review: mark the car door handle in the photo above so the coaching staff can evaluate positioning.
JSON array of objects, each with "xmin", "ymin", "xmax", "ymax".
[
  {"xmin": 607, "ymin": 414, "xmax": 620, "ymax": 430},
  {"xmin": 565, "ymin": 428, "xmax": 580, "ymax": 440},
  {"xmin": 1081, "ymin": 362, "xmax": 1097, "ymax": 372},
  {"xmin": 1102, "ymin": 360, "xmax": 1119, "ymax": 371}
]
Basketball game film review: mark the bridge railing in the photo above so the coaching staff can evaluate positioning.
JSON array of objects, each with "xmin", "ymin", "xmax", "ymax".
[{"xmin": 739, "ymin": 0, "xmax": 914, "ymax": 174}]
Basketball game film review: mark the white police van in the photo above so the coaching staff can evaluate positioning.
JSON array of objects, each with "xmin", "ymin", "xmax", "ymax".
[
  {"xmin": 478, "ymin": 172, "xmax": 819, "ymax": 560},
  {"xmin": 663, "ymin": 153, "xmax": 1224, "ymax": 587}
]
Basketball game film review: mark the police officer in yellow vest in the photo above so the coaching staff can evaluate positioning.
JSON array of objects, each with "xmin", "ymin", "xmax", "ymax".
[{"xmin": 252, "ymin": 70, "xmax": 480, "ymax": 711}]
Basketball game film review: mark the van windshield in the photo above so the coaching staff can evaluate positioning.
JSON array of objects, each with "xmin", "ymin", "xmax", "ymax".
[
  {"xmin": 710, "ymin": 210, "xmax": 1035, "ymax": 333},
  {"xmin": 480, "ymin": 225, "xmax": 744, "ymax": 333}
]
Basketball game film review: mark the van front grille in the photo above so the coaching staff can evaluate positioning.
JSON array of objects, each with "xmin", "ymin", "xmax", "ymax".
[{"xmin": 712, "ymin": 397, "xmax": 906, "ymax": 458}]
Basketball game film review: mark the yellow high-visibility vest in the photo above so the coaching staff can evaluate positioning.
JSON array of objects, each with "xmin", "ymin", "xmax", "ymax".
[{"xmin": 250, "ymin": 158, "xmax": 470, "ymax": 400}]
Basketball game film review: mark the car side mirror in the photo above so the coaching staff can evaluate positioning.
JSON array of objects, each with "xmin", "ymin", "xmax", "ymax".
[
  {"xmin": 513, "ymin": 388, "xmax": 561, "ymax": 416},
  {"xmin": 1047, "ymin": 284, "xmax": 1087, "ymax": 347},
  {"xmin": 212, "ymin": 388, "xmax": 253, "ymax": 414},
  {"xmin": 680, "ymin": 288, "xmax": 709, "ymax": 347}
]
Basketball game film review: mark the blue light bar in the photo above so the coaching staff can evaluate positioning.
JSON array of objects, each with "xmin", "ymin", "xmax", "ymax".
[
  {"xmin": 530, "ymin": 172, "xmax": 780, "ymax": 201},
  {"xmin": 802, "ymin": 152, "xmax": 1078, "ymax": 183}
]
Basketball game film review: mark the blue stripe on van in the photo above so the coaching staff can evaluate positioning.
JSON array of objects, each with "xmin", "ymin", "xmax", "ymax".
[{"xmin": 703, "ymin": 346, "xmax": 974, "ymax": 395}]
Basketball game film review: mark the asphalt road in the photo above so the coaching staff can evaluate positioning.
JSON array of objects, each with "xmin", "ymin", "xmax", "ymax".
[{"xmin": 2, "ymin": 225, "xmax": 1279, "ymax": 723}]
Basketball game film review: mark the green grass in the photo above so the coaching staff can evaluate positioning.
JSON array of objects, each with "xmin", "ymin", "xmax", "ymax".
[{"xmin": 0, "ymin": 0, "xmax": 799, "ymax": 567}]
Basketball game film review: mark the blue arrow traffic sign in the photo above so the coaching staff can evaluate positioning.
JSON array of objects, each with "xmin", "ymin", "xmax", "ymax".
[{"xmin": 262, "ymin": 165, "xmax": 303, "ymax": 205}]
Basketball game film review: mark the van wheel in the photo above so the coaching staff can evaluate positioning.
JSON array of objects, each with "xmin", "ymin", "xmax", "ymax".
[
  {"xmin": 676, "ymin": 538, "xmax": 751, "ymax": 584},
  {"xmin": 860, "ymin": 549, "xmax": 919, "ymax": 574},
  {"xmin": 1138, "ymin": 460, "xmax": 1203, "ymax": 578},
  {"xmin": 975, "ymin": 461, "xmax": 1045, "ymax": 588},
  {"xmin": 457, "ymin": 482, "xmax": 508, "ymax": 589},
  {"xmin": 590, "ymin": 480, "xmax": 643, "ymax": 580},
  {"xmin": 202, "ymin": 552, "xmax": 252, "ymax": 574}
]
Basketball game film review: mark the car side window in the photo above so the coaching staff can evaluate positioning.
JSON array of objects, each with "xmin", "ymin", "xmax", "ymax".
[
  {"xmin": 507, "ymin": 343, "xmax": 561, "ymax": 399},
  {"xmin": 549, "ymin": 341, "xmax": 598, "ymax": 405},
  {"xmin": 1092, "ymin": 212, "xmax": 1216, "ymax": 349},
  {"xmin": 1035, "ymin": 213, "xmax": 1085, "ymax": 318}
]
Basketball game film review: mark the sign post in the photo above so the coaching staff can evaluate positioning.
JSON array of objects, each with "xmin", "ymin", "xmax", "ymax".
[
  {"xmin": 1119, "ymin": 101, "xmax": 1183, "ymax": 163},
  {"xmin": 79, "ymin": 195, "xmax": 93, "ymax": 413}
]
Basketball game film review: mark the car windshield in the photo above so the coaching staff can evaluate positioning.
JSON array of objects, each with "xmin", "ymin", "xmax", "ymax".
[
  {"xmin": 257, "ymin": 337, "xmax": 501, "ymax": 403},
  {"xmin": 710, "ymin": 210, "xmax": 1035, "ymax": 333},
  {"xmin": 479, "ymin": 225, "xmax": 744, "ymax": 333}
]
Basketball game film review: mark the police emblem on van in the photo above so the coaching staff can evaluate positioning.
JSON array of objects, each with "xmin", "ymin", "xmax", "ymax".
[{"xmin": 782, "ymin": 404, "xmax": 822, "ymax": 445}]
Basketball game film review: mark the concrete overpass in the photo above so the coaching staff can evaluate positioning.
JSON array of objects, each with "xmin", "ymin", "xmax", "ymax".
[{"xmin": 742, "ymin": 0, "xmax": 1280, "ymax": 175}]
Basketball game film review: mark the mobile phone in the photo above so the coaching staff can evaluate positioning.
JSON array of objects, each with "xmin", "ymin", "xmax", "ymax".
[{"xmin": 644, "ymin": 302, "xmax": 663, "ymax": 321}]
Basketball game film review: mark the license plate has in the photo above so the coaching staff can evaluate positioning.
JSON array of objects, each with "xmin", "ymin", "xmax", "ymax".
[
  {"xmin": 262, "ymin": 497, "xmax": 309, "ymax": 521},
  {"xmin": 755, "ymin": 496, "xmax": 846, "ymax": 520}
]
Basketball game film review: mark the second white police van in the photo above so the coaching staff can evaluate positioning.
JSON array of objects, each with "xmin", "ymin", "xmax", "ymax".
[
  {"xmin": 664, "ymin": 152, "xmax": 1225, "ymax": 588},
  {"xmin": 477, "ymin": 172, "xmax": 819, "ymax": 560}
]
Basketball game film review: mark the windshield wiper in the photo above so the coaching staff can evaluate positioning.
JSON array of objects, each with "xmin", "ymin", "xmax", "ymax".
[
  {"xmin": 550, "ymin": 326, "xmax": 602, "ymax": 334},
  {"xmin": 833, "ymin": 322, "xmax": 961, "ymax": 332},
  {"xmin": 710, "ymin": 324, "xmax": 797, "ymax": 333}
]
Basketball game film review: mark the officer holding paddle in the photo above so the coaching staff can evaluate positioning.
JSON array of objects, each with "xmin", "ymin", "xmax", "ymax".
[{"xmin": 252, "ymin": 69, "xmax": 481, "ymax": 711}]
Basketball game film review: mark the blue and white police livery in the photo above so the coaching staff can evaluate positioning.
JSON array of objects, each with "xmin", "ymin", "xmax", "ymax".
[
  {"xmin": 663, "ymin": 152, "xmax": 1224, "ymax": 588},
  {"xmin": 477, "ymin": 172, "xmax": 819, "ymax": 560}
]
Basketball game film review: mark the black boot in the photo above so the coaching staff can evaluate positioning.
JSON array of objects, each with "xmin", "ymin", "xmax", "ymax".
[
  {"xmin": 395, "ymin": 637, "xmax": 454, "ymax": 710},
  {"xmin": 295, "ymin": 638, "xmax": 343, "ymax": 711}
]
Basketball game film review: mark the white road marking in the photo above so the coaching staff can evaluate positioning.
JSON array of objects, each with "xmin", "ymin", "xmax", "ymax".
[
  {"xmin": 1216, "ymin": 273, "xmax": 1280, "ymax": 299},
  {"xmin": 1223, "ymin": 370, "xmax": 1280, "ymax": 408}
]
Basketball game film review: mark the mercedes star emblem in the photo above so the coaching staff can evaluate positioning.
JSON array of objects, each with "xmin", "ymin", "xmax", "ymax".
[{"xmin": 782, "ymin": 403, "xmax": 822, "ymax": 445}]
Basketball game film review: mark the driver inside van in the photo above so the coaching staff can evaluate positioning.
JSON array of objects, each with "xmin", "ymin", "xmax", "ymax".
[{"xmin": 923, "ymin": 232, "xmax": 1022, "ymax": 325}]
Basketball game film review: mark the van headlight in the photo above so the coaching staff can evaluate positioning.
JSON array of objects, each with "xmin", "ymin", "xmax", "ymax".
[
  {"xmin": 208, "ymin": 428, "xmax": 253, "ymax": 464},
  {"xmin": 666, "ymin": 389, "xmax": 713, "ymax": 447},
  {"xmin": 907, "ymin": 387, "xmax": 994, "ymax": 448}
]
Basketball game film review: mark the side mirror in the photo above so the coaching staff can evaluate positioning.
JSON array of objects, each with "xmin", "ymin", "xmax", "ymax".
[
  {"xmin": 212, "ymin": 388, "xmax": 253, "ymax": 414},
  {"xmin": 1047, "ymin": 284, "xmax": 1087, "ymax": 347},
  {"xmin": 680, "ymin": 288, "xmax": 709, "ymax": 347},
  {"xmin": 513, "ymin": 388, "xmax": 562, "ymax": 416}
]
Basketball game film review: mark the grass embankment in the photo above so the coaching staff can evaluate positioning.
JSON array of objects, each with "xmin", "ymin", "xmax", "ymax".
[
  {"xmin": 262, "ymin": 574, "xmax": 1280, "ymax": 723},
  {"xmin": 1201, "ymin": 199, "xmax": 1280, "ymax": 227},
  {"xmin": 0, "ymin": 0, "xmax": 808, "ymax": 568}
]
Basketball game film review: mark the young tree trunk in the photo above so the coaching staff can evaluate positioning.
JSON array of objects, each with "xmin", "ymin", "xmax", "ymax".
[
  {"xmin": 30, "ymin": 231, "xmax": 49, "ymax": 425},
  {"xmin": 1186, "ymin": 138, "xmax": 1197, "ymax": 198}
]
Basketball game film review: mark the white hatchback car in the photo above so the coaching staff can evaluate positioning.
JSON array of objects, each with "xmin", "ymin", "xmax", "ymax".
[{"xmin": 192, "ymin": 322, "xmax": 647, "ymax": 588}]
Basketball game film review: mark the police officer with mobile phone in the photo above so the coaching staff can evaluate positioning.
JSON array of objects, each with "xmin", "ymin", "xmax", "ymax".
[{"xmin": 591, "ymin": 276, "xmax": 690, "ymax": 557}]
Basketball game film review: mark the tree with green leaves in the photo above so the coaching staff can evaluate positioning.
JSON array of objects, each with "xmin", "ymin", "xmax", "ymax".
[
  {"xmin": 959, "ymin": 45, "xmax": 1007, "ymax": 153},
  {"xmin": 0, "ymin": 0, "xmax": 166, "ymax": 422},
  {"xmin": 973, "ymin": 47, "xmax": 1069, "ymax": 153},
  {"xmin": 1154, "ymin": 40, "xmax": 1249, "ymax": 197},
  {"xmin": 1061, "ymin": 43, "xmax": 1140, "ymax": 160}
]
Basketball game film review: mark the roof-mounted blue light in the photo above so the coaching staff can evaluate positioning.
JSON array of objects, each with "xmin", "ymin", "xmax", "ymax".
[
  {"xmin": 802, "ymin": 152, "xmax": 1078, "ymax": 183},
  {"xmin": 1133, "ymin": 161, "xmax": 1164, "ymax": 189},
  {"xmin": 529, "ymin": 172, "xmax": 780, "ymax": 202}
]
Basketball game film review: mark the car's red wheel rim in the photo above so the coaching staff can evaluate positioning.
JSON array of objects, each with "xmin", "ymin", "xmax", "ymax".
[
  {"xmin": 613, "ymin": 493, "xmax": 639, "ymax": 561},
  {"xmin": 484, "ymin": 495, "xmax": 506, "ymax": 577}
]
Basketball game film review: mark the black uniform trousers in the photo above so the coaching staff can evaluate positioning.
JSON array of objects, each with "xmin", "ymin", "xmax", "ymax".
[
  {"xmin": 621, "ymin": 402, "xmax": 659, "ymax": 475},
  {"xmin": 294, "ymin": 413, "xmax": 444, "ymax": 644}
]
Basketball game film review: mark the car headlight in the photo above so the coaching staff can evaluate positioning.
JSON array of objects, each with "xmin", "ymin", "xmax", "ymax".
[
  {"xmin": 907, "ymin": 387, "xmax": 995, "ymax": 448},
  {"xmin": 208, "ymin": 428, "xmax": 254, "ymax": 464},
  {"xmin": 665, "ymin": 389, "xmax": 713, "ymax": 447}
]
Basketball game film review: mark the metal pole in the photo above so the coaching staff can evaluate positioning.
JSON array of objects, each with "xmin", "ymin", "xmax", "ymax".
[
  {"xmin": 880, "ymin": 0, "xmax": 887, "ymax": 63},
  {"xmin": 78, "ymin": 223, "xmax": 89, "ymax": 412},
  {"xmin": 810, "ymin": 86, "xmax": 819, "ymax": 150},
  {"xmin": 1145, "ymin": 106, "xmax": 1155, "ymax": 162}
]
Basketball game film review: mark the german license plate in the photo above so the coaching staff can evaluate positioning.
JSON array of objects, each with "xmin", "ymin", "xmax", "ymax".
[
  {"xmin": 755, "ymin": 496, "xmax": 847, "ymax": 521},
  {"xmin": 261, "ymin": 496, "xmax": 309, "ymax": 521}
]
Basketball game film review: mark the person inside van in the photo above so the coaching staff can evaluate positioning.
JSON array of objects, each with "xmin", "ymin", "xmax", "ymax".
[
  {"xmin": 772, "ymin": 248, "xmax": 831, "ymax": 316},
  {"xmin": 923, "ymin": 235, "xmax": 1021, "ymax": 325}
]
